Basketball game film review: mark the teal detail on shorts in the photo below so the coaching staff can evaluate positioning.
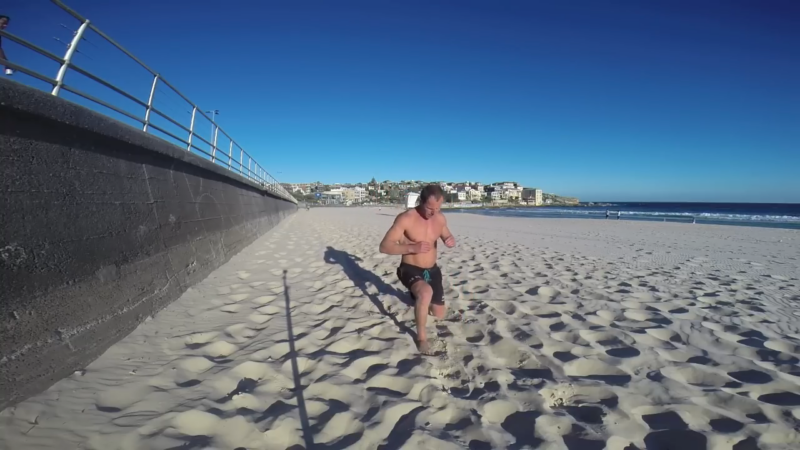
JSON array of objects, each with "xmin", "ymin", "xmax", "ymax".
[{"xmin": 423, "ymin": 269, "xmax": 431, "ymax": 283}]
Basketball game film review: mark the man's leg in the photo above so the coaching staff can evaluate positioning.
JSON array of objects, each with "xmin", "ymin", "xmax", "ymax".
[
  {"xmin": 410, "ymin": 281, "xmax": 435, "ymax": 354},
  {"xmin": 429, "ymin": 303, "xmax": 446, "ymax": 319},
  {"xmin": 428, "ymin": 266, "xmax": 446, "ymax": 320}
]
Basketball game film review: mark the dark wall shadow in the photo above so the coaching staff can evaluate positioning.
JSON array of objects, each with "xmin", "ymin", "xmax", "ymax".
[
  {"xmin": 283, "ymin": 270, "xmax": 314, "ymax": 449},
  {"xmin": 323, "ymin": 246, "xmax": 415, "ymax": 339}
]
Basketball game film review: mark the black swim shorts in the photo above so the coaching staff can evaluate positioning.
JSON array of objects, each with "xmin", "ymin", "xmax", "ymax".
[{"xmin": 396, "ymin": 262, "xmax": 444, "ymax": 305}]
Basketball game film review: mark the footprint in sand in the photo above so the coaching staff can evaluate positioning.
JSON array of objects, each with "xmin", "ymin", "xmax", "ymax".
[
  {"xmin": 481, "ymin": 399, "xmax": 518, "ymax": 424},
  {"xmin": 366, "ymin": 374, "xmax": 415, "ymax": 397},
  {"xmin": 225, "ymin": 323, "xmax": 258, "ymax": 342},
  {"xmin": 174, "ymin": 357, "xmax": 215, "ymax": 386},
  {"xmin": 280, "ymin": 357, "xmax": 318, "ymax": 379},
  {"xmin": 252, "ymin": 295, "xmax": 277, "ymax": 305},
  {"xmin": 256, "ymin": 305, "xmax": 281, "ymax": 315},
  {"xmin": 168, "ymin": 410, "xmax": 221, "ymax": 437},
  {"xmin": 220, "ymin": 304, "xmax": 242, "ymax": 313},
  {"xmin": 184, "ymin": 331, "xmax": 219, "ymax": 348},
  {"xmin": 226, "ymin": 293, "xmax": 249, "ymax": 303},
  {"xmin": 95, "ymin": 383, "xmax": 153, "ymax": 412},
  {"xmin": 202, "ymin": 341, "xmax": 239, "ymax": 358},
  {"xmin": 563, "ymin": 358, "xmax": 631, "ymax": 385},
  {"xmin": 660, "ymin": 365, "xmax": 731, "ymax": 388},
  {"xmin": 247, "ymin": 312, "xmax": 273, "ymax": 325}
]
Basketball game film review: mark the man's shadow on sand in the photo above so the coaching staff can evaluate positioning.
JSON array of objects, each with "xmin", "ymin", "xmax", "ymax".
[{"xmin": 323, "ymin": 246, "xmax": 417, "ymax": 339}]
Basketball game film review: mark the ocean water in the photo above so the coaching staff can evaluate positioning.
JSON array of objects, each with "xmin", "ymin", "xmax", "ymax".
[{"xmin": 450, "ymin": 202, "xmax": 800, "ymax": 230}]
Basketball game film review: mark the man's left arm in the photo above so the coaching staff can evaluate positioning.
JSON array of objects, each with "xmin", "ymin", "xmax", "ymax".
[{"xmin": 440, "ymin": 216, "xmax": 456, "ymax": 248}]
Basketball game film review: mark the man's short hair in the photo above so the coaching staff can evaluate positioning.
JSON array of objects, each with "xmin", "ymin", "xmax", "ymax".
[
  {"xmin": 419, "ymin": 184, "xmax": 444, "ymax": 204},
  {"xmin": 0, "ymin": 15, "xmax": 9, "ymax": 22}
]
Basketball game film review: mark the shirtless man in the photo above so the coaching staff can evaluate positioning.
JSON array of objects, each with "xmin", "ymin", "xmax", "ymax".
[{"xmin": 378, "ymin": 184, "xmax": 456, "ymax": 354}]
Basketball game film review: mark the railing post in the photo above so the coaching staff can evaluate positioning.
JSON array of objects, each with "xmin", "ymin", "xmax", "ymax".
[
  {"xmin": 143, "ymin": 74, "xmax": 159, "ymax": 132},
  {"xmin": 211, "ymin": 126, "xmax": 219, "ymax": 162},
  {"xmin": 227, "ymin": 142, "xmax": 233, "ymax": 169},
  {"xmin": 187, "ymin": 106, "xmax": 197, "ymax": 151},
  {"xmin": 240, "ymin": 148, "xmax": 244, "ymax": 174},
  {"xmin": 248, "ymin": 157, "xmax": 252, "ymax": 180},
  {"xmin": 52, "ymin": 20, "xmax": 90, "ymax": 96}
]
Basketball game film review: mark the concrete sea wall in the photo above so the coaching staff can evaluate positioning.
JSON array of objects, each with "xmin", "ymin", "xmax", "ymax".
[{"xmin": 0, "ymin": 79, "xmax": 296, "ymax": 409}]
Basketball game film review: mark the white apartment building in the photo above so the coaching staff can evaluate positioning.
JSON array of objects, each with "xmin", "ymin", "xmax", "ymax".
[
  {"xmin": 353, "ymin": 186, "xmax": 367, "ymax": 202},
  {"xmin": 503, "ymin": 188, "xmax": 521, "ymax": 200},
  {"xmin": 341, "ymin": 186, "xmax": 367, "ymax": 203},
  {"xmin": 320, "ymin": 191, "xmax": 343, "ymax": 205}
]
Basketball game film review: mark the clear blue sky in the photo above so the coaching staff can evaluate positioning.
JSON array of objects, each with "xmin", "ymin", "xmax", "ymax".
[{"xmin": 5, "ymin": 0, "xmax": 799, "ymax": 202}]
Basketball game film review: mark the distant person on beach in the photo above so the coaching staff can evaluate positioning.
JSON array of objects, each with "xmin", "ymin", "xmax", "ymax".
[
  {"xmin": 0, "ymin": 15, "xmax": 12, "ymax": 76},
  {"xmin": 378, "ymin": 184, "xmax": 456, "ymax": 355}
]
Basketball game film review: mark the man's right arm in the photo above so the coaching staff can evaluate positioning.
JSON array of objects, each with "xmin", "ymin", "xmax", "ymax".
[{"xmin": 379, "ymin": 215, "xmax": 416, "ymax": 255}]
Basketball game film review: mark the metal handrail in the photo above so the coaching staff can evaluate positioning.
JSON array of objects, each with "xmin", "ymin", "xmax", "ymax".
[{"xmin": 0, "ymin": 0, "xmax": 296, "ymax": 204}]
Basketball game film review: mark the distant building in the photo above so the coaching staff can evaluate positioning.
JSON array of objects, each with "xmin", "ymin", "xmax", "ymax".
[
  {"xmin": 355, "ymin": 186, "xmax": 367, "ymax": 202},
  {"xmin": 405, "ymin": 192, "xmax": 420, "ymax": 209},
  {"xmin": 504, "ymin": 188, "xmax": 521, "ymax": 200},
  {"xmin": 493, "ymin": 181, "xmax": 518, "ymax": 190},
  {"xmin": 447, "ymin": 191, "xmax": 467, "ymax": 202},
  {"xmin": 342, "ymin": 186, "xmax": 367, "ymax": 203},
  {"xmin": 320, "ymin": 191, "xmax": 343, "ymax": 205},
  {"xmin": 522, "ymin": 188, "xmax": 543, "ymax": 206},
  {"xmin": 289, "ymin": 184, "xmax": 308, "ymax": 195}
]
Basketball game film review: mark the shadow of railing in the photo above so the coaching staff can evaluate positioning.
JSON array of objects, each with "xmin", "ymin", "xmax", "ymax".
[
  {"xmin": 322, "ymin": 246, "xmax": 416, "ymax": 341},
  {"xmin": 283, "ymin": 270, "xmax": 314, "ymax": 448}
]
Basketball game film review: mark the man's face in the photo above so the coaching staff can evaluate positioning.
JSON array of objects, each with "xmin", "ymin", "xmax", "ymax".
[
  {"xmin": 0, "ymin": 18, "xmax": 8, "ymax": 30},
  {"xmin": 420, "ymin": 196, "xmax": 443, "ymax": 219}
]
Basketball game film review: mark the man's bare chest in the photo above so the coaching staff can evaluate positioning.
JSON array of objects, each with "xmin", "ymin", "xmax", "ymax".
[{"xmin": 404, "ymin": 218, "xmax": 441, "ymax": 243}]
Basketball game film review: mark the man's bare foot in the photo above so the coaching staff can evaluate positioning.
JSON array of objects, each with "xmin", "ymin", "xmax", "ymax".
[{"xmin": 415, "ymin": 339, "xmax": 435, "ymax": 356}]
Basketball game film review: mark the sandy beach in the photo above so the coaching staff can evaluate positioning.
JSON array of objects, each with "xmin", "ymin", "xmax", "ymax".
[{"xmin": 2, "ymin": 207, "xmax": 800, "ymax": 450}]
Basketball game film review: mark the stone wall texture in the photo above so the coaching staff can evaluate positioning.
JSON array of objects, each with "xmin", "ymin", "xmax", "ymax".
[{"xmin": 0, "ymin": 78, "xmax": 296, "ymax": 409}]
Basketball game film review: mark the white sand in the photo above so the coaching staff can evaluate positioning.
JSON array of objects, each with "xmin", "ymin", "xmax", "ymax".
[{"xmin": 2, "ymin": 208, "xmax": 800, "ymax": 449}]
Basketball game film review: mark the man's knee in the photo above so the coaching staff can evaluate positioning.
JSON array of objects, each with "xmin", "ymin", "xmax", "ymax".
[{"xmin": 412, "ymin": 283, "xmax": 434, "ymax": 304}]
